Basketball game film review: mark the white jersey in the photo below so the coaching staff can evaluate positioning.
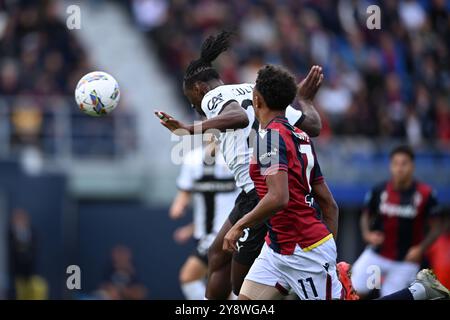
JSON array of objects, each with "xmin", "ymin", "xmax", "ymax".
[
  {"xmin": 177, "ymin": 146, "xmax": 240, "ymax": 239},
  {"xmin": 201, "ymin": 83, "xmax": 304, "ymax": 193}
]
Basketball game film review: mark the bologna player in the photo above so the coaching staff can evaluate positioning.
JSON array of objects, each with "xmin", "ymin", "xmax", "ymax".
[
  {"xmin": 352, "ymin": 145, "xmax": 443, "ymax": 297},
  {"xmin": 223, "ymin": 65, "xmax": 342, "ymax": 300},
  {"xmin": 169, "ymin": 134, "xmax": 239, "ymax": 299},
  {"xmin": 155, "ymin": 31, "xmax": 324, "ymax": 299}
]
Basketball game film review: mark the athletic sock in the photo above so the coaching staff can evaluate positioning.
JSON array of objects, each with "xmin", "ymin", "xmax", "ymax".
[
  {"xmin": 228, "ymin": 292, "xmax": 238, "ymax": 300},
  {"xmin": 377, "ymin": 288, "xmax": 414, "ymax": 300},
  {"xmin": 407, "ymin": 282, "xmax": 427, "ymax": 300},
  {"xmin": 181, "ymin": 280, "xmax": 206, "ymax": 300}
]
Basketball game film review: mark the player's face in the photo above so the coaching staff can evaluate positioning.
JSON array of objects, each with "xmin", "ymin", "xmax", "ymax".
[
  {"xmin": 183, "ymin": 83, "xmax": 205, "ymax": 116},
  {"xmin": 390, "ymin": 153, "xmax": 414, "ymax": 184}
]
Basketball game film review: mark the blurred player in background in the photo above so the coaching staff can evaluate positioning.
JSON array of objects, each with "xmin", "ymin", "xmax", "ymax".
[
  {"xmin": 352, "ymin": 145, "xmax": 443, "ymax": 297},
  {"xmin": 169, "ymin": 133, "xmax": 239, "ymax": 299},
  {"xmin": 223, "ymin": 65, "xmax": 342, "ymax": 300},
  {"xmin": 156, "ymin": 31, "xmax": 324, "ymax": 299}
]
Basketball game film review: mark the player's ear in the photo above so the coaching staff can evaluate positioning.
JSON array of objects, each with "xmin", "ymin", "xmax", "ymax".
[{"xmin": 253, "ymin": 90, "xmax": 263, "ymax": 109}]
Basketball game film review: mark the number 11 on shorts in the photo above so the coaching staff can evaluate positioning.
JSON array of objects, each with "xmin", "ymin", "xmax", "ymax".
[{"xmin": 298, "ymin": 277, "xmax": 318, "ymax": 299}]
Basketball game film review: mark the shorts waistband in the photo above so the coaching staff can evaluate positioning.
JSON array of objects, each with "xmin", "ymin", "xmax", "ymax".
[{"xmin": 302, "ymin": 234, "xmax": 333, "ymax": 252}]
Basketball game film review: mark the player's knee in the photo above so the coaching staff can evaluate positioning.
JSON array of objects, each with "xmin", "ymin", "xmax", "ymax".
[
  {"xmin": 179, "ymin": 265, "xmax": 190, "ymax": 284},
  {"xmin": 179, "ymin": 261, "xmax": 196, "ymax": 284}
]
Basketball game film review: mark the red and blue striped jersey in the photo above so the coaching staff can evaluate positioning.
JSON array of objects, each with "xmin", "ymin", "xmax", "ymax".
[
  {"xmin": 249, "ymin": 116, "xmax": 331, "ymax": 255},
  {"xmin": 364, "ymin": 180, "xmax": 440, "ymax": 261}
]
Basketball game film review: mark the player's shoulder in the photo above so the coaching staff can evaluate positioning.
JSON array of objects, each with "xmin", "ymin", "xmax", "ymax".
[
  {"xmin": 372, "ymin": 181, "xmax": 389, "ymax": 193},
  {"xmin": 267, "ymin": 118, "xmax": 309, "ymax": 143},
  {"xmin": 204, "ymin": 83, "xmax": 254, "ymax": 99},
  {"xmin": 364, "ymin": 181, "xmax": 387, "ymax": 204},
  {"xmin": 415, "ymin": 181, "xmax": 434, "ymax": 196}
]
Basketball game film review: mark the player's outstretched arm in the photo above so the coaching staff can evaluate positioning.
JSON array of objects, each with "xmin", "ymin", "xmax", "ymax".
[
  {"xmin": 155, "ymin": 102, "xmax": 248, "ymax": 135},
  {"xmin": 169, "ymin": 190, "xmax": 192, "ymax": 220},
  {"xmin": 312, "ymin": 181, "xmax": 339, "ymax": 239},
  {"xmin": 293, "ymin": 65, "xmax": 323, "ymax": 137},
  {"xmin": 192, "ymin": 101, "xmax": 249, "ymax": 133},
  {"xmin": 223, "ymin": 172, "xmax": 289, "ymax": 252}
]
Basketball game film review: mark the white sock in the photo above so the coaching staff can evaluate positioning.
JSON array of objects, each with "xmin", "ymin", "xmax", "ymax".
[
  {"xmin": 181, "ymin": 280, "xmax": 206, "ymax": 300},
  {"xmin": 408, "ymin": 282, "xmax": 427, "ymax": 300},
  {"xmin": 228, "ymin": 292, "xmax": 238, "ymax": 300}
]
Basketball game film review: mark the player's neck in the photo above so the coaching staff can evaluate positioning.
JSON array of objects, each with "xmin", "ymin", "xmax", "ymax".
[
  {"xmin": 392, "ymin": 177, "xmax": 414, "ymax": 191},
  {"xmin": 259, "ymin": 110, "xmax": 285, "ymax": 129}
]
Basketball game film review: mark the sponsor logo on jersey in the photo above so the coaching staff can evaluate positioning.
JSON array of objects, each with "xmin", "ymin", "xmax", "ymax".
[
  {"xmin": 207, "ymin": 93, "xmax": 224, "ymax": 111},
  {"xmin": 378, "ymin": 191, "xmax": 421, "ymax": 218},
  {"xmin": 259, "ymin": 148, "xmax": 278, "ymax": 162},
  {"xmin": 192, "ymin": 181, "xmax": 236, "ymax": 193}
]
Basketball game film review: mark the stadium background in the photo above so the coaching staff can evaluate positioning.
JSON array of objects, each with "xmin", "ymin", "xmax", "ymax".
[{"xmin": 0, "ymin": 0, "xmax": 448, "ymax": 299}]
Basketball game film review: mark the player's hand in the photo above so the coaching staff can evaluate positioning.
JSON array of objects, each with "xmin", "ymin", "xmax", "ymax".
[
  {"xmin": 223, "ymin": 225, "xmax": 244, "ymax": 252},
  {"xmin": 364, "ymin": 231, "xmax": 385, "ymax": 246},
  {"xmin": 298, "ymin": 65, "xmax": 324, "ymax": 101},
  {"xmin": 404, "ymin": 245, "xmax": 423, "ymax": 264},
  {"xmin": 173, "ymin": 225, "xmax": 193, "ymax": 244},
  {"xmin": 154, "ymin": 110, "xmax": 192, "ymax": 135}
]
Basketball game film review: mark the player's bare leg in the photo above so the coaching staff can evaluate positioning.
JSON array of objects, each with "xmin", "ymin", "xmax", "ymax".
[
  {"xmin": 205, "ymin": 219, "xmax": 233, "ymax": 299},
  {"xmin": 231, "ymin": 259, "xmax": 252, "ymax": 295},
  {"xmin": 239, "ymin": 280, "xmax": 285, "ymax": 300},
  {"xmin": 179, "ymin": 256, "xmax": 207, "ymax": 300}
]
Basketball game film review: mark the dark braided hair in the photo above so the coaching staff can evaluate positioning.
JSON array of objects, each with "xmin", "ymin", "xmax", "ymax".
[{"xmin": 183, "ymin": 30, "xmax": 234, "ymax": 88}]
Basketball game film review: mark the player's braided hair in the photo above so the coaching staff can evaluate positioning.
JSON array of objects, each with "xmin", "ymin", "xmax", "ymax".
[
  {"xmin": 255, "ymin": 65, "xmax": 297, "ymax": 111},
  {"xmin": 183, "ymin": 30, "xmax": 234, "ymax": 88}
]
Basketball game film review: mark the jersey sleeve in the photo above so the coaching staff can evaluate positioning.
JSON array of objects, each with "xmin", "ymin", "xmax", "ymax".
[
  {"xmin": 257, "ymin": 129, "xmax": 288, "ymax": 177},
  {"xmin": 176, "ymin": 154, "xmax": 195, "ymax": 191},
  {"xmin": 310, "ymin": 143, "xmax": 324, "ymax": 184},
  {"xmin": 201, "ymin": 87, "xmax": 238, "ymax": 119},
  {"xmin": 363, "ymin": 186, "xmax": 381, "ymax": 215},
  {"xmin": 285, "ymin": 105, "xmax": 304, "ymax": 126},
  {"xmin": 424, "ymin": 189, "xmax": 441, "ymax": 218}
]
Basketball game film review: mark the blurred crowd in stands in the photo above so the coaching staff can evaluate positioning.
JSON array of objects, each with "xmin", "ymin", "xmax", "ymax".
[
  {"xmin": 0, "ymin": 0, "xmax": 136, "ymax": 158},
  {"xmin": 129, "ymin": 0, "xmax": 449, "ymax": 146}
]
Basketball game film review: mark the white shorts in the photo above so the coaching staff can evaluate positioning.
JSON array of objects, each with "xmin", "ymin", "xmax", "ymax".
[
  {"xmin": 244, "ymin": 237, "xmax": 343, "ymax": 300},
  {"xmin": 351, "ymin": 247, "xmax": 420, "ymax": 296}
]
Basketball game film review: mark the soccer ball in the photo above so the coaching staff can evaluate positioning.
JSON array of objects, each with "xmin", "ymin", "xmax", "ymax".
[{"xmin": 75, "ymin": 71, "xmax": 120, "ymax": 116}]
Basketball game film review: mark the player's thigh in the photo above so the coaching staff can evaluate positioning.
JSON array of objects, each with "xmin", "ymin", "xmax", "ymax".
[
  {"xmin": 241, "ymin": 243, "xmax": 288, "ymax": 300},
  {"xmin": 207, "ymin": 219, "xmax": 233, "ymax": 271},
  {"xmin": 351, "ymin": 247, "xmax": 391, "ymax": 294},
  {"xmin": 239, "ymin": 280, "xmax": 284, "ymax": 300},
  {"xmin": 179, "ymin": 255, "xmax": 208, "ymax": 283},
  {"xmin": 282, "ymin": 240, "xmax": 342, "ymax": 300},
  {"xmin": 381, "ymin": 261, "xmax": 419, "ymax": 296}
]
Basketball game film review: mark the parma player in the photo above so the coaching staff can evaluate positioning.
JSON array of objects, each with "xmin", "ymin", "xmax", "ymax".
[
  {"xmin": 169, "ymin": 134, "xmax": 239, "ymax": 299},
  {"xmin": 222, "ymin": 65, "xmax": 342, "ymax": 300},
  {"xmin": 155, "ymin": 31, "xmax": 325, "ymax": 299},
  {"xmin": 351, "ymin": 145, "xmax": 443, "ymax": 297}
]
